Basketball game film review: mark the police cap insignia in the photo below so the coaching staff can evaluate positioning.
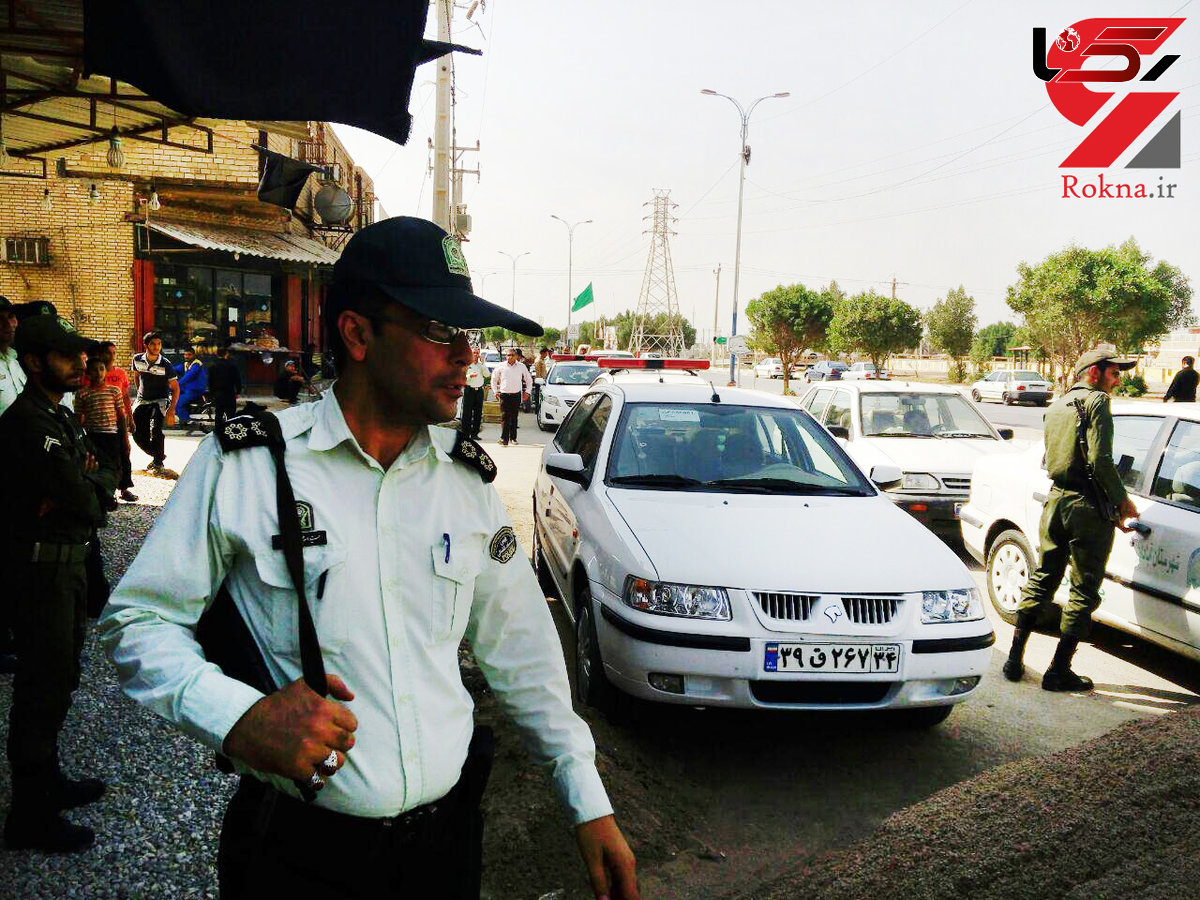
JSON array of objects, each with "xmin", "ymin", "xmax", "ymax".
[
  {"xmin": 451, "ymin": 431, "xmax": 497, "ymax": 483},
  {"xmin": 489, "ymin": 526, "xmax": 517, "ymax": 563}
]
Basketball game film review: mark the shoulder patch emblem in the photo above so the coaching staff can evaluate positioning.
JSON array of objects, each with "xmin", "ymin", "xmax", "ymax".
[
  {"xmin": 489, "ymin": 526, "xmax": 517, "ymax": 563},
  {"xmin": 217, "ymin": 412, "xmax": 281, "ymax": 452},
  {"xmin": 451, "ymin": 431, "xmax": 497, "ymax": 483},
  {"xmin": 295, "ymin": 501, "xmax": 314, "ymax": 531}
]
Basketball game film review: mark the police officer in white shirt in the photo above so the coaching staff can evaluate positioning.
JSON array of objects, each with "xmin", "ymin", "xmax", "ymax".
[{"xmin": 99, "ymin": 217, "xmax": 639, "ymax": 900}]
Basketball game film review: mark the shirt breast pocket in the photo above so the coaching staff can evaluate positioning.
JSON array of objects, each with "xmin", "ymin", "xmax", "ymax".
[
  {"xmin": 430, "ymin": 539, "xmax": 480, "ymax": 644},
  {"xmin": 252, "ymin": 546, "xmax": 348, "ymax": 656}
]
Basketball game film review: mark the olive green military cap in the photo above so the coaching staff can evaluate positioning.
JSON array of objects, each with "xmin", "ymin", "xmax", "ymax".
[{"xmin": 1073, "ymin": 348, "xmax": 1136, "ymax": 379}]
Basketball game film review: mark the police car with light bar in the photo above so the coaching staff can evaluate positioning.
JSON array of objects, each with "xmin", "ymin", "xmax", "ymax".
[
  {"xmin": 536, "ymin": 355, "xmax": 600, "ymax": 431},
  {"xmin": 533, "ymin": 357, "xmax": 993, "ymax": 725}
]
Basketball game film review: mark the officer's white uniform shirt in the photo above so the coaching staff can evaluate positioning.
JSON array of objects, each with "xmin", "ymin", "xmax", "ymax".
[
  {"xmin": 0, "ymin": 346, "xmax": 26, "ymax": 415},
  {"xmin": 99, "ymin": 388, "xmax": 612, "ymax": 823},
  {"xmin": 465, "ymin": 361, "xmax": 487, "ymax": 390}
]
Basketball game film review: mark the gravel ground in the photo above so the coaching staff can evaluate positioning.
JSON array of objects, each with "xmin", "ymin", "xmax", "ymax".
[{"xmin": 755, "ymin": 705, "xmax": 1200, "ymax": 900}]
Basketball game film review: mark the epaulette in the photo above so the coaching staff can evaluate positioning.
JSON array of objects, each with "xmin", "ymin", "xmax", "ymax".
[
  {"xmin": 216, "ymin": 407, "xmax": 284, "ymax": 452},
  {"xmin": 450, "ymin": 430, "xmax": 497, "ymax": 483}
]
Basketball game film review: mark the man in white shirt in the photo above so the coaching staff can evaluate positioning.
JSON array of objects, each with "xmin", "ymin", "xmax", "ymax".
[
  {"xmin": 0, "ymin": 296, "xmax": 27, "ymax": 416},
  {"xmin": 491, "ymin": 347, "xmax": 532, "ymax": 446},
  {"xmin": 99, "ymin": 217, "xmax": 638, "ymax": 900},
  {"xmin": 461, "ymin": 346, "xmax": 487, "ymax": 439}
]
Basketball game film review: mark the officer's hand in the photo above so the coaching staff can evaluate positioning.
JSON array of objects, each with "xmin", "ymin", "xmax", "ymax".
[
  {"xmin": 1116, "ymin": 496, "xmax": 1139, "ymax": 532},
  {"xmin": 575, "ymin": 815, "xmax": 639, "ymax": 900},
  {"xmin": 223, "ymin": 674, "xmax": 358, "ymax": 783},
  {"xmin": 165, "ymin": 409, "xmax": 176, "ymax": 426}
]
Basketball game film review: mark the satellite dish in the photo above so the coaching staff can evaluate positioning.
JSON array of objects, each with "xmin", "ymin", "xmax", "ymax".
[{"xmin": 315, "ymin": 184, "xmax": 355, "ymax": 224}]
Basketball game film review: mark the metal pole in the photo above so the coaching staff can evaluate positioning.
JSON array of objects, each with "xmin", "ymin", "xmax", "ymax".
[
  {"xmin": 431, "ymin": 0, "xmax": 452, "ymax": 230},
  {"xmin": 730, "ymin": 114, "xmax": 747, "ymax": 387},
  {"xmin": 551, "ymin": 216, "xmax": 592, "ymax": 349},
  {"xmin": 498, "ymin": 250, "xmax": 530, "ymax": 312},
  {"xmin": 711, "ymin": 263, "xmax": 721, "ymax": 364}
]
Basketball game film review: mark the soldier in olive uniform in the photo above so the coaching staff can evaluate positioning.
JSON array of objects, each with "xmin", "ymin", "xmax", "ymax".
[
  {"xmin": 1003, "ymin": 348, "xmax": 1139, "ymax": 692},
  {"xmin": 0, "ymin": 314, "xmax": 117, "ymax": 852}
]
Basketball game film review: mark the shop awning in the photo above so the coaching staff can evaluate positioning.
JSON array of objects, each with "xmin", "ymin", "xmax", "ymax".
[{"xmin": 146, "ymin": 220, "xmax": 341, "ymax": 266}]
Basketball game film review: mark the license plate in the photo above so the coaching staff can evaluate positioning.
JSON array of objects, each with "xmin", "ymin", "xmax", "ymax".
[
  {"xmin": 764, "ymin": 642, "xmax": 901, "ymax": 674},
  {"xmin": 954, "ymin": 502, "xmax": 963, "ymax": 518}
]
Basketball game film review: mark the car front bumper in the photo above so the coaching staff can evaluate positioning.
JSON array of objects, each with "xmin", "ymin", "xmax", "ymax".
[
  {"xmin": 887, "ymin": 493, "xmax": 967, "ymax": 538},
  {"xmin": 594, "ymin": 594, "xmax": 992, "ymax": 711}
]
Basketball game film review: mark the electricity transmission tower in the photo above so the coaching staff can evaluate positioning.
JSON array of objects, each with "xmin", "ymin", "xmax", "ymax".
[{"xmin": 631, "ymin": 189, "xmax": 685, "ymax": 356}]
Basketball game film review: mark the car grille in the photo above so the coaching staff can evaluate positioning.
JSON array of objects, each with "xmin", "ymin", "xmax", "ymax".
[
  {"xmin": 755, "ymin": 591, "xmax": 819, "ymax": 621},
  {"xmin": 841, "ymin": 596, "xmax": 901, "ymax": 625},
  {"xmin": 940, "ymin": 476, "xmax": 970, "ymax": 492},
  {"xmin": 750, "ymin": 681, "xmax": 892, "ymax": 705}
]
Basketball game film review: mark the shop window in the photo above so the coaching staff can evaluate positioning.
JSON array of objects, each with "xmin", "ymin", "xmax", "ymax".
[
  {"xmin": 153, "ymin": 265, "xmax": 280, "ymax": 356},
  {"xmin": 3, "ymin": 236, "xmax": 50, "ymax": 265}
]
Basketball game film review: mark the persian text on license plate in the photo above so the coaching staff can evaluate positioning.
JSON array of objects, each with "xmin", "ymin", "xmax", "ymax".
[{"xmin": 763, "ymin": 642, "xmax": 901, "ymax": 674}]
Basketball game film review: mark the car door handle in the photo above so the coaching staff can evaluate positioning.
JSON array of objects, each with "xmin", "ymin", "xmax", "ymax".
[{"xmin": 1032, "ymin": 491, "xmax": 1048, "ymax": 504}]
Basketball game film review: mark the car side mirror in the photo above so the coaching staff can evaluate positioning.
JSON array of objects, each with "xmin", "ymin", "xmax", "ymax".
[
  {"xmin": 870, "ymin": 464, "xmax": 903, "ymax": 489},
  {"xmin": 546, "ymin": 452, "xmax": 587, "ymax": 485},
  {"xmin": 827, "ymin": 424, "xmax": 850, "ymax": 440},
  {"xmin": 998, "ymin": 428, "xmax": 1014, "ymax": 440},
  {"xmin": 534, "ymin": 377, "xmax": 544, "ymax": 386}
]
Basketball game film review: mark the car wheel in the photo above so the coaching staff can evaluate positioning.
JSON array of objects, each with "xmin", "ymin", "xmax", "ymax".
[
  {"xmin": 537, "ymin": 416, "xmax": 554, "ymax": 432},
  {"xmin": 531, "ymin": 518, "xmax": 558, "ymax": 598},
  {"xmin": 575, "ymin": 585, "xmax": 616, "ymax": 712},
  {"xmin": 1002, "ymin": 392, "xmax": 1014, "ymax": 406},
  {"xmin": 893, "ymin": 705, "xmax": 954, "ymax": 728},
  {"xmin": 970, "ymin": 389, "xmax": 981, "ymax": 402},
  {"xmin": 986, "ymin": 528, "xmax": 1034, "ymax": 624}
]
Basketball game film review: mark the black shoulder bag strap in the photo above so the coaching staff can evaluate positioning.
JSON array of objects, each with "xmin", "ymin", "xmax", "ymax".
[{"xmin": 197, "ymin": 409, "xmax": 326, "ymax": 801}]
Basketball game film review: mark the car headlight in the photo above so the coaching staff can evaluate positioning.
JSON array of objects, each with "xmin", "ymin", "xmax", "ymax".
[
  {"xmin": 545, "ymin": 394, "xmax": 562, "ymax": 406},
  {"xmin": 921, "ymin": 588, "xmax": 984, "ymax": 623},
  {"xmin": 899, "ymin": 472, "xmax": 940, "ymax": 491},
  {"xmin": 624, "ymin": 577, "xmax": 731, "ymax": 621}
]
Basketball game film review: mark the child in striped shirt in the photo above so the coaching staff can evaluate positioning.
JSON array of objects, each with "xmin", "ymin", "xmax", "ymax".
[{"xmin": 77, "ymin": 356, "xmax": 127, "ymax": 506}]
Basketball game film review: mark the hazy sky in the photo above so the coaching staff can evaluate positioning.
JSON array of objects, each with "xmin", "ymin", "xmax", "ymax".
[{"xmin": 334, "ymin": 0, "xmax": 1199, "ymax": 339}]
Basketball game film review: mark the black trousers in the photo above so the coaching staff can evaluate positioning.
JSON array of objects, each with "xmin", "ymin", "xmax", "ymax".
[
  {"xmin": 7, "ymin": 560, "xmax": 87, "ymax": 774},
  {"xmin": 213, "ymin": 393, "xmax": 238, "ymax": 430},
  {"xmin": 132, "ymin": 402, "xmax": 166, "ymax": 465},
  {"xmin": 461, "ymin": 387, "xmax": 484, "ymax": 438},
  {"xmin": 218, "ymin": 776, "xmax": 484, "ymax": 899},
  {"xmin": 499, "ymin": 392, "xmax": 521, "ymax": 442}
]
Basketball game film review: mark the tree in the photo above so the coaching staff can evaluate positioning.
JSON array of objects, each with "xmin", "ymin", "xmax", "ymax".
[
  {"xmin": 828, "ymin": 290, "xmax": 922, "ymax": 376},
  {"xmin": 970, "ymin": 321, "xmax": 1018, "ymax": 366},
  {"xmin": 603, "ymin": 309, "xmax": 696, "ymax": 353},
  {"xmin": 924, "ymin": 286, "xmax": 976, "ymax": 381},
  {"xmin": 745, "ymin": 283, "xmax": 833, "ymax": 391},
  {"xmin": 1006, "ymin": 240, "xmax": 1193, "ymax": 385}
]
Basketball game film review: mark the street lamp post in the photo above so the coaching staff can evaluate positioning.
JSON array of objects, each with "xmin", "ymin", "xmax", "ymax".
[
  {"xmin": 701, "ymin": 88, "xmax": 789, "ymax": 385},
  {"xmin": 497, "ymin": 250, "xmax": 531, "ymax": 312},
  {"xmin": 550, "ymin": 214, "xmax": 593, "ymax": 347}
]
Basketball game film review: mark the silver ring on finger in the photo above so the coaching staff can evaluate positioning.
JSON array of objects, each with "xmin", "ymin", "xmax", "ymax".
[
  {"xmin": 320, "ymin": 750, "xmax": 339, "ymax": 773},
  {"xmin": 309, "ymin": 771, "xmax": 325, "ymax": 790}
]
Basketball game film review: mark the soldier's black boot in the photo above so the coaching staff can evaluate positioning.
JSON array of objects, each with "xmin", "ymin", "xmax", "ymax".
[
  {"xmin": 1041, "ymin": 635, "xmax": 1094, "ymax": 692},
  {"xmin": 1002, "ymin": 611, "xmax": 1037, "ymax": 682},
  {"xmin": 50, "ymin": 758, "xmax": 106, "ymax": 810},
  {"xmin": 4, "ymin": 769, "xmax": 96, "ymax": 853}
]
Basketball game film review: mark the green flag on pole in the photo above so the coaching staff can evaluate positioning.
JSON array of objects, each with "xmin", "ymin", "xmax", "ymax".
[{"xmin": 571, "ymin": 282, "xmax": 595, "ymax": 313}]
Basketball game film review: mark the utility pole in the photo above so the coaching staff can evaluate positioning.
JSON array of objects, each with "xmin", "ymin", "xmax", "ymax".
[
  {"xmin": 551, "ymin": 215, "xmax": 592, "ymax": 345},
  {"xmin": 431, "ymin": 0, "xmax": 452, "ymax": 231},
  {"xmin": 711, "ymin": 263, "xmax": 721, "ymax": 363}
]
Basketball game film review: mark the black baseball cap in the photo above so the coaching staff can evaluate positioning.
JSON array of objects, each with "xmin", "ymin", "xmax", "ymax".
[
  {"xmin": 14, "ymin": 314, "xmax": 93, "ymax": 357},
  {"xmin": 13, "ymin": 299, "xmax": 58, "ymax": 321},
  {"xmin": 332, "ymin": 216, "xmax": 543, "ymax": 336}
]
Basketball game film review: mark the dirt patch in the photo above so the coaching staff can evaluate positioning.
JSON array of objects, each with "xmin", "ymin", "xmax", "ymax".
[{"xmin": 754, "ymin": 706, "xmax": 1200, "ymax": 900}]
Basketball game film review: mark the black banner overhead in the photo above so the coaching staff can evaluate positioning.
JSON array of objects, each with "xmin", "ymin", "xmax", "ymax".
[
  {"xmin": 256, "ymin": 147, "xmax": 324, "ymax": 210},
  {"xmin": 81, "ymin": 0, "xmax": 480, "ymax": 146}
]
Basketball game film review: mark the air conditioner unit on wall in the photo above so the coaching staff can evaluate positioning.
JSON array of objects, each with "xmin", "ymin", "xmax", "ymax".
[{"xmin": 455, "ymin": 213, "xmax": 472, "ymax": 235}]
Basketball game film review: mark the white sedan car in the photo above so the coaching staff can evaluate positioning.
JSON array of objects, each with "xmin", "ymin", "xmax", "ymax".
[
  {"xmin": 841, "ymin": 362, "xmax": 888, "ymax": 380},
  {"xmin": 969, "ymin": 370, "xmax": 1054, "ymax": 406},
  {"xmin": 754, "ymin": 357, "xmax": 802, "ymax": 380},
  {"xmin": 536, "ymin": 360, "xmax": 599, "ymax": 431},
  {"xmin": 533, "ymin": 373, "xmax": 994, "ymax": 725},
  {"xmin": 961, "ymin": 402, "xmax": 1200, "ymax": 663},
  {"xmin": 796, "ymin": 381, "xmax": 1021, "ymax": 540}
]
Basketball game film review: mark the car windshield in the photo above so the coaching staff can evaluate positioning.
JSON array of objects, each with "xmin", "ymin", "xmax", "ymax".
[
  {"xmin": 1012, "ymin": 371, "xmax": 1041, "ymax": 380},
  {"xmin": 860, "ymin": 392, "xmax": 995, "ymax": 438},
  {"xmin": 606, "ymin": 403, "xmax": 873, "ymax": 495},
  {"xmin": 548, "ymin": 363, "xmax": 598, "ymax": 385},
  {"xmin": 483, "ymin": 352, "xmax": 502, "ymax": 363},
  {"xmin": 830, "ymin": 362, "xmax": 848, "ymax": 370}
]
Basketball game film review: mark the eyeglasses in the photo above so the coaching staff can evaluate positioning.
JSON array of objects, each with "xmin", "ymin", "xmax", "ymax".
[{"xmin": 369, "ymin": 314, "xmax": 465, "ymax": 345}]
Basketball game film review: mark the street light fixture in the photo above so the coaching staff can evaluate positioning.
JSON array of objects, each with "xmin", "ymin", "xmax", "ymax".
[
  {"xmin": 550, "ymin": 214, "xmax": 593, "ymax": 345},
  {"xmin": 701, "ymin": 88, "xmax": 789, "ymax": 385},
  {"xmin": 498, "ymin": 250, "xmax": 532, "ymax": 312}
]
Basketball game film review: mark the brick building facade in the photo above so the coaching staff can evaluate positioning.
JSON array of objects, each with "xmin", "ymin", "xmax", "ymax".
[{"xmin": 0, "ymin": 120, "xmax": 372, "ymax": 381}]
